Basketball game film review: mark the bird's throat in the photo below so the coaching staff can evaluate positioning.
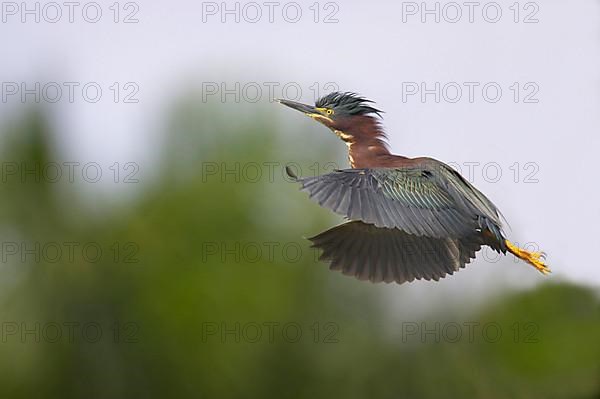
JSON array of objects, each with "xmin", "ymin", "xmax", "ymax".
[
  {"xmin": 331, "ymin": 116, "xmax": 391, "ymax": 168},
  {"xmin": 346, "ymin": 140, "xmax": 391, "ymax": 168},
  {"xmin": 334, "ymin": 129, "xmax": 353, "ymax": 142}
]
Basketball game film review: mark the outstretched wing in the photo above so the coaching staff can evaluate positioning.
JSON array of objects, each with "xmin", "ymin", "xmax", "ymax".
[
  {"xmin": 310, "ymin": 221, "xmax": 483, "ymax": 284},
  {"xmin": 287, "ymin": 162, "xmax": 502, "ymax": 239}
]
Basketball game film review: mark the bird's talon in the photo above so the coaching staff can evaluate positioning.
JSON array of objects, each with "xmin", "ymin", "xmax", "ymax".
[{"xmin": 505, "ymin": 240, "xmax": 550, "ymax": 276}]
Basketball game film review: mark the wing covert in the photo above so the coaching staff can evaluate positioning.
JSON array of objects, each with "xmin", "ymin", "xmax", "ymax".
[{"xmin": 287, "ymin": 166, "xmax": 479, "ymax": 238}]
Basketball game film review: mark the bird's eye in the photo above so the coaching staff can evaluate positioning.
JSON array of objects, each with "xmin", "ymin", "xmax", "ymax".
[{"xmin": 326, "ymin": 109, "xmax": 334, "ymax": 115}]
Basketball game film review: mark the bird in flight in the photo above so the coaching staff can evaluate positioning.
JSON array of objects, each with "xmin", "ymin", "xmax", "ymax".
[{"xmin": 278, "ymin": 92, "xmax": 550, "ymax": 284}]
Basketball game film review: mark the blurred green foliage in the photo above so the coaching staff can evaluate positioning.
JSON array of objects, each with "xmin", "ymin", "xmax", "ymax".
[{"xmin": 0, "ymin": 106, "xmax": 598, "ymax": 399}]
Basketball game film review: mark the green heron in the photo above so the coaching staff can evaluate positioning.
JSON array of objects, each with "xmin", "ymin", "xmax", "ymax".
[{"xmin": 278, "ymin": 92, "xmax": 550, "ymax": 284}]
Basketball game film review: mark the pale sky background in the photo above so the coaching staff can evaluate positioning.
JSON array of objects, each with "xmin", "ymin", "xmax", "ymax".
[{"xmin": 1, "ymin": 0, "xmax": 599, "ymax": 303}]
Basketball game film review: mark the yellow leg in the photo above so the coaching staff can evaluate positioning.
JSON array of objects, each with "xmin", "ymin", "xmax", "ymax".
[{"xmin": 505, "ymin": 240, "xmax": 551, "ymax": 275}]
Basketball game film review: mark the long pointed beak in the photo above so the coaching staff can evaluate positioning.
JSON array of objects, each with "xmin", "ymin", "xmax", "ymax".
[{"xmin": 276, "ymin": 99, "xmax": 317, "ymax": 115}]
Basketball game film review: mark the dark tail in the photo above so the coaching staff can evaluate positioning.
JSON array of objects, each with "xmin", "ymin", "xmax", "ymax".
[{"xmin": 309, "ymin": 221, "xmax": 483, "ymax": 284}]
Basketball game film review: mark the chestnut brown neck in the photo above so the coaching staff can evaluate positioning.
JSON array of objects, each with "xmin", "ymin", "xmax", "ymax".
[{"xmin": 333, "ymin": 115, "xmax": 399, "ymax": 168}]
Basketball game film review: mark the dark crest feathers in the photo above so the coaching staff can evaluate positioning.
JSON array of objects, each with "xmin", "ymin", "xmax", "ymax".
[{"xmin": 315, "ymin": 92, "xmax": 383, "ymax": 117}]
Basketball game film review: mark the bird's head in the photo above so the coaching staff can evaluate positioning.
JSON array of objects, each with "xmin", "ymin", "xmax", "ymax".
[{"xmin": 277, "ymin": 92, "xmax": 384, "ymax": 143}]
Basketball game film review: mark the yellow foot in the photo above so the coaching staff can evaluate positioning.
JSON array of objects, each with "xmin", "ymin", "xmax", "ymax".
[{"xmin": 505, "ymin": 240, "xmax": 551, "ymax": 275}]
